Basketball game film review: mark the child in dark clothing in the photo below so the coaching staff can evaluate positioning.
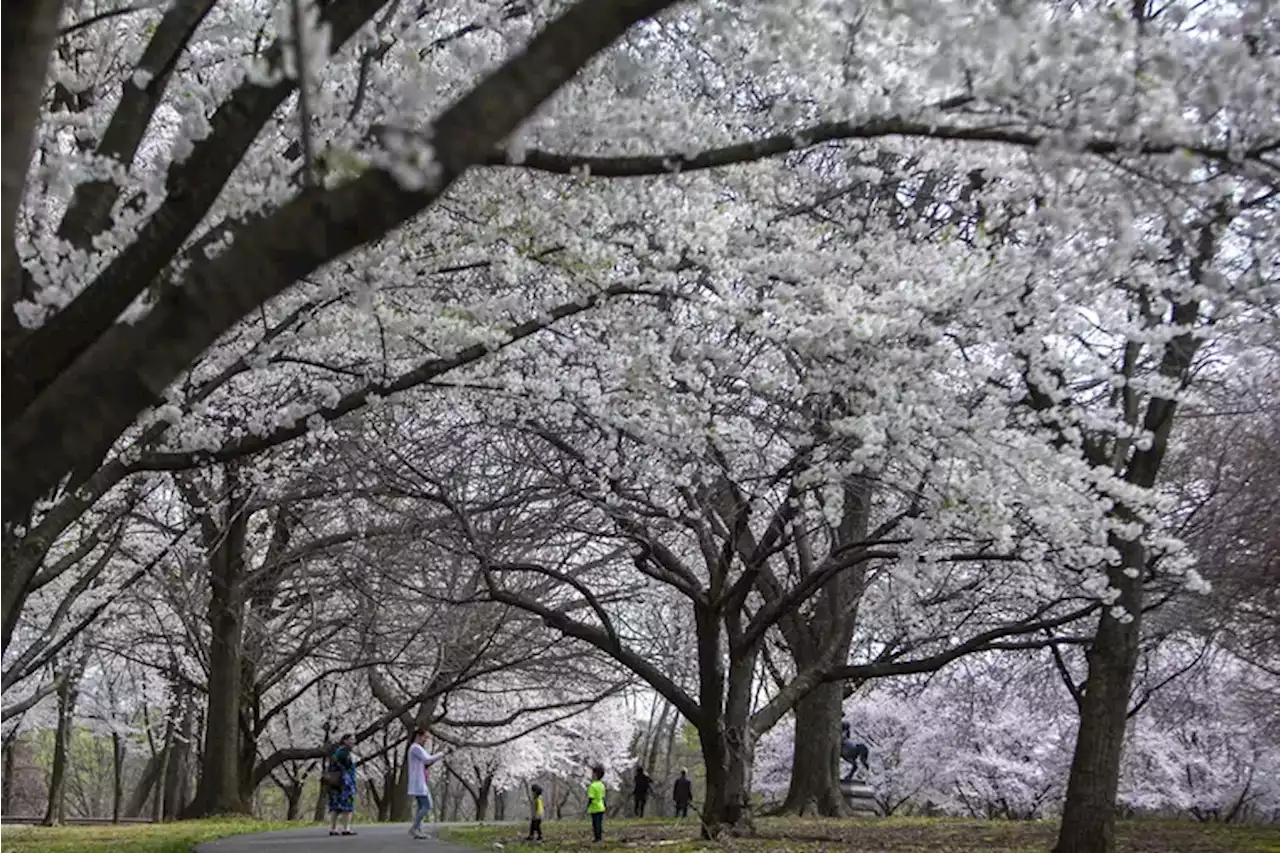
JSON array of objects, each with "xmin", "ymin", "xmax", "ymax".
[{"xmin": 527, "ymin": 784, "xmax": 545, "ymax": 842}]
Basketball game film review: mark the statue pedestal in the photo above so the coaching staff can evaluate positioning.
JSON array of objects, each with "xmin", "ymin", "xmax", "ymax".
[{"xmin": 841, "ymin": 780, "xmax": 878, "ymax": 818}]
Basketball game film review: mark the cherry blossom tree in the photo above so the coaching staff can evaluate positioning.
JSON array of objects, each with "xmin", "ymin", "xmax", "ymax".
[
  {"xmin": 2, "ymin": 0, "xmax": 682, "ymax": 652},
  {"xmin": 2, "ymin": 3, "xmax": 1276, "ymax": 845}
]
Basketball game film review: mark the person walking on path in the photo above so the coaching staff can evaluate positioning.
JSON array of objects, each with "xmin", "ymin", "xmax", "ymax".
[
  {"xmin": 632, "ymin": 765, "xmax": 651, "ymax": 817},
  {"xmin": 326, "ymin": 733, "xmax": 358, "ymax": 836},
  {"xmin": 407, "ymin": 727, "xmax": 449, "ymax": 839},
  {"xmin": 672, "ymin": 769, "xmax": 692, "ymax": 818},
  {"xmin": 526, "ymin": 783, "xmax": 545, "ymax": 842},
  {"xmin": 586, "ymin": 764, "xmax": 607, "ymax": 842}
]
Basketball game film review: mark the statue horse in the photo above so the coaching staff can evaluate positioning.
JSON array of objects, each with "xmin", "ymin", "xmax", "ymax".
[{"xmin": 840, "ymin": 720, "xmax": 870, "ymax": 782}]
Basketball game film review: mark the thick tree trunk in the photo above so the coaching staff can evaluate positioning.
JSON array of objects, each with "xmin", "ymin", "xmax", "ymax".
[
  {"xmin": 191, "ymin": 584, "xmax": 246, "ymax": 814},
  {"xmin": 189, "ymin": 483, "xmax": 250, "ymax": 817},
  {"xmin": 1055, "ymin": 542, "xmax": 1145, "ymax": 853},
  {"xmin": 43, "ymin": 673, "xmax": 77, "ymax": 825},
  {"xmin": 700, "ymin": 729, "xmax": 754, "ymax": 837},
  {"xmin": 779, "ymin": 680, "xmax": 846, "ymax": 816},
  {"xmin": 698, "ymin": 652, "xmax": 757, "ymax": 838},
  {"xmin": 689, "ymin": 601, "xmax": 758, "ymax": 837}
]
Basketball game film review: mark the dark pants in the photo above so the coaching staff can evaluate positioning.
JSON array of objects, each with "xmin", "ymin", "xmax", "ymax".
[
  {"xmin": 590, "ymin": 812, "xmax": 604, "ymax": 841},
  {"xmin": 674, "ymin": 802, "xmax": 689, "ymax": 818},
  {"xmin": 633, "ymin": 794, "xmax": 647, "ymax": 816},
  {"xmin": 527, "ymin": 819, "xmax": 542, "ymax": 840}
]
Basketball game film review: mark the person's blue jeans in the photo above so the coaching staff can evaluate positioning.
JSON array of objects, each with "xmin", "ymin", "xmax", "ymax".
[{"xmin": 411, "ymin": 791, "xmax": 433, "ymax": 832}]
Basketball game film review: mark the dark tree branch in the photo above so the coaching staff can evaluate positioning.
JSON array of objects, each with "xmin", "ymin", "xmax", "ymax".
[
  {"xmin": 483, "ymin": 568, "xmax": 701, "ymax": 723},
  {"xmin": 750, "ymin": 600, "xmax": 1099, "ymax": 734},
  {"xmin": 489, "ymin": 114, "xmax": 1278, "ymax": 178},
  {"xmin": 3, "ymin": 0, "xmax": 390, "ymax": 423}
]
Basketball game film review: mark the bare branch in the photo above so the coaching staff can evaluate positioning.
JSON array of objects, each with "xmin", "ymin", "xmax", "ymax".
[{"xmin": 490, "ymin": 114, "xmax": 1278, "ymax": 179}]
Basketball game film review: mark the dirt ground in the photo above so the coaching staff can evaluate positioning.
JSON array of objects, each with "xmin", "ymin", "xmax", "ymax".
[{"xmin": 443, "ymin": 815, "xmax": 1280, "ymax": 853}]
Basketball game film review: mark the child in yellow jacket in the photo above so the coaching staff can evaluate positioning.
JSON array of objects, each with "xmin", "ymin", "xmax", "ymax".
[
  {"xmin": 586, "ymin": 765, "xmax": 606, "ymax": 842},
  {"xmin": 527, "ymin": 784, "xmax": 545, "ymax": 842}
]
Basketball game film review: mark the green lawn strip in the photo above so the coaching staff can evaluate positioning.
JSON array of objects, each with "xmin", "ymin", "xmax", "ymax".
[
  {"xmin": 1, "ymin": 818, "xmax": 298, "ymax": 853},
  {"xmin": 441, "ymin": 817, "xmax": 1280, "ymax": 853}
]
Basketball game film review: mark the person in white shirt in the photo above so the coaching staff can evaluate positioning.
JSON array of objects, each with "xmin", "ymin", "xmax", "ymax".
[{"xmin": 407, "ymin": 727, "xmax": 449, "ymax": 839}]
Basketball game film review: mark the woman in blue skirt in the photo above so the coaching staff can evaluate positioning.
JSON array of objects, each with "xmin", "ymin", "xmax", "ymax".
[{"xmin": 327, "ymin": 733, "xmax": 358, "ymax": 836}]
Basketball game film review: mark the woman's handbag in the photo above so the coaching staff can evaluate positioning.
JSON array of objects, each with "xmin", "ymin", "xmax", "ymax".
[{"xmin": 322, "ymin": 769, "xmax": 342, "ymax": 789}]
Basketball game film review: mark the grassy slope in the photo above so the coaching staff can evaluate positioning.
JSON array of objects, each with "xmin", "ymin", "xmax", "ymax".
[
  {"xmin": 442, "ymin": 816, "xmax": 1280, "ymax": 853},
  {"xmin": 1, "ymin": 818, "xmax": 296, "ymax": 853}
]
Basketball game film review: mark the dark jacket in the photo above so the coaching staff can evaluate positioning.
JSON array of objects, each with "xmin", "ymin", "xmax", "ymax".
[
  {"xmin": 634, "ymin": 769, "xmax": 651, "ymax": 797},
  {"xmin": 673, "ymin": 776, "xmax": 692, "ymax": 805}
]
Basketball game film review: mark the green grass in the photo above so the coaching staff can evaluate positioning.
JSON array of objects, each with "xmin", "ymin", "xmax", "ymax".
[
  {"xmin": 442, "ymin": 815, "xmax": 1280, "ymax": 853},
  {"xmin": 1, "ymin": 818, "xmax": 298, "ymax": 853}
]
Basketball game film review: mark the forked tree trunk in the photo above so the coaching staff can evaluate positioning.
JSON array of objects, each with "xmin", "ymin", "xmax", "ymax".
[
  {"xmin": 773, "ymin": 482, "xmax": 867, "ymax": 816},
  {"xmin": 389, "ymin": 747, "xmax": 412, "ymax": 821},
  {"xmin": 284, "ymin": 783, "xmax": 303, "ymax": 820},
  {"xmin": 367, "ymin": 771, "xmax": 389, "ymax": 821},
  {"xmin": 698, "ymin": 653, "xmax": 757, "ymax": 838},
  {"xmin": 474, "ymin": 774, "xmax": 493, "ymax": 821}
]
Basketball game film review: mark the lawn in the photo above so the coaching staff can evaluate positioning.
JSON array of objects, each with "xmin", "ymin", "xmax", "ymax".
[
  {"xmin": 0, "ymin": 818, "xmax": 296, "ymax": 853},
  {"xmin": 441, "ymin": 816, "xmax": 1280, "ymax": 853}
]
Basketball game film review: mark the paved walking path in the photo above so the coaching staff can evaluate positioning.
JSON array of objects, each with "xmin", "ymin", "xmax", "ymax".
[{"xmin": 197, "ymin": 823, "xmax": 506, "ymax": 853}]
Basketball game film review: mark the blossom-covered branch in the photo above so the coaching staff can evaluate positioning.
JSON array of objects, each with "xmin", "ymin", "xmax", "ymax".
[
  {"xmin": 124, "ymin": 283, "xmax": 661, "ymax": 473},
  {"xmin": 3, "ymin": 0, "xmax": 681, "ymax": 526}
]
